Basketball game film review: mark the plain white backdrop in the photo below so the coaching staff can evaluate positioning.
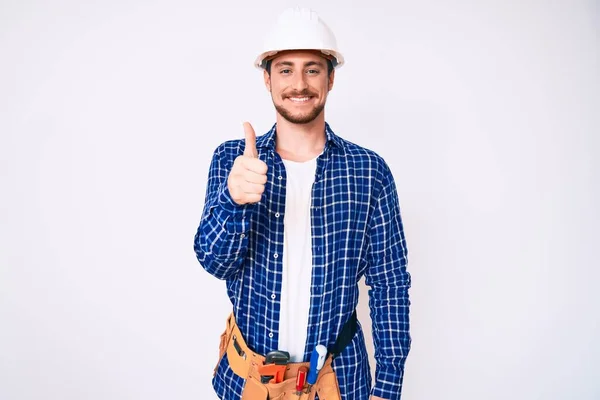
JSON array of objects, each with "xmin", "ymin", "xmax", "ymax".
[{"xmin": 1, "ymin": 1, "xmax": 598, "ymax": 399}]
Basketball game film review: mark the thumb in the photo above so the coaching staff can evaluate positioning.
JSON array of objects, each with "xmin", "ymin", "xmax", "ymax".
[{"xmin": 243, "ymin": 122, "xmax": 258, "ymax": 158}]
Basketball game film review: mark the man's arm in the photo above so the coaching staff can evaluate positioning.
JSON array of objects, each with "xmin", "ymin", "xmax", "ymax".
[
  {"xmin": 364, "ymin": 161, "xmax": 411, "ymax": 400},
  {"xmin": 193, "ymin": 143, "xmax": 255, "ymax": 280}
]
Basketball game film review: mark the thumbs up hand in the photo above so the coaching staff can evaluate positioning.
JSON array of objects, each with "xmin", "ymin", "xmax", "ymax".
[
  {"xmin": 227, "ymin": 122, "xmax": 268, "ymax": 205},
  {"xmin": 242, "ymin": 122, "xmax": 258, "ymax": 158}
]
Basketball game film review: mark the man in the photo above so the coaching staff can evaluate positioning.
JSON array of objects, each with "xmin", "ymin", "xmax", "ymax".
[{"xmin": 194, "ymin": 7, "xmax": 411, "ymax": 400}]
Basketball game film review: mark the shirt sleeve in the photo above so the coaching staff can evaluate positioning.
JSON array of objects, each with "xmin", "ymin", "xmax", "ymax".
[
  {"xmin": 193, "ymin": 143, "xmax": 256, "ymax": 280},
  {"xmin": 364, "ymin": 161, "xmax": 412, "ymax": 400}
]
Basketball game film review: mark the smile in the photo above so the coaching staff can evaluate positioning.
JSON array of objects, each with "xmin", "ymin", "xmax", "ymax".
[{"xmin": 287, "ymin": 96, "xmax": 313, "ymax": 103}]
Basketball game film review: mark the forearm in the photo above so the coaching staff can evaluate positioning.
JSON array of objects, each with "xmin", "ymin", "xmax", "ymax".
[
  {"xmin": 365, "ymin": 160, "xmax": 412, "ymax": 399},
  {"xmin": 194, "ymin": 181, "xmax": 254, "ymax": 280},
  {"xmin": 368, "ymin": 263, "xmax": 411, "ymax": 399}
]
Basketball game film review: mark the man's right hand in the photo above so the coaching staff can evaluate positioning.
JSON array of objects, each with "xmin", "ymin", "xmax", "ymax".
[{"xmin": 227, "ymin": 122, "xmax": 268, "ymax": 205}]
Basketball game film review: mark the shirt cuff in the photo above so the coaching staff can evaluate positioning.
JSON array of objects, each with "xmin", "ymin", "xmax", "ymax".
[
  {"xmin": 371, "ymin": 366, "xmax": 404, "ymax": 400},
  {"xmin": 216, "ymin": 182, "xmax": 254, "ymax": 234}
]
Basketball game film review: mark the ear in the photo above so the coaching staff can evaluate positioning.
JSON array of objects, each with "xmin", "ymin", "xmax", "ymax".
[
  {"xmin": 328, "ymin": 69, "xmax": 335, "ymax": 91},
  {"xmin": 263, "ymin": 69, "xmax": 271, "ymax": 92}
]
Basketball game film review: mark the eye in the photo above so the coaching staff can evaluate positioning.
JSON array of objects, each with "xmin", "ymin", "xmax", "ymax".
[
  {"xmin": 280, "ymin": 69, "xmax": 292, "ymax": 75},
  {"xmin": 307, "ymin": 69, "xmax": 320, "ymax": 75}
]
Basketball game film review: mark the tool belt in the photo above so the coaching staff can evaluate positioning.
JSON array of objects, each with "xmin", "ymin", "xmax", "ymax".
[{"xmin": 214, "ymin": 311, "xmax": 357, "ymax": 400}]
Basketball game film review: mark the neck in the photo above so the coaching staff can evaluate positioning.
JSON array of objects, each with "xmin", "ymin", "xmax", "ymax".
[{"xmin": 274, "ymin": 112, "xmax": 326, "ymax": 162}]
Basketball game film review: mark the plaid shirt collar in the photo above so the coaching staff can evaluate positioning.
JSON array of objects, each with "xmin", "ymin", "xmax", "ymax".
[{"xmin": 256, "ymin": 122, "xmax": 345, "ymax": 151}]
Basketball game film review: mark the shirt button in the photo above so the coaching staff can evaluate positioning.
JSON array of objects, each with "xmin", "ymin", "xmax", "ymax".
[
  {"xmin": 269, "ymin": 332, "xmax": 274, "ymax": 338},
  {"xmin": 273, "ymin": 253, "xmax": 279, "ymax": 259},
  {"xmin": 240, "ymin": 234, "xmax": 245, "ymax": 238},
  {"xmin": 278, "ymin": 176, "xmax": 282, "ymax": 180},
  {"xmin": 275, "ymin": 212, "xmax": 280, "ymax": 218},
  {"xmin": 271, "ymin": 293, "xmax": 276, "ymax": 300}
]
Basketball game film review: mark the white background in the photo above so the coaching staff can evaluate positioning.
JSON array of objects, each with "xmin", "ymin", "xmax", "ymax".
[{"xmin": 1, "ymin": 1, "xmax": 598, "ymax": 399}]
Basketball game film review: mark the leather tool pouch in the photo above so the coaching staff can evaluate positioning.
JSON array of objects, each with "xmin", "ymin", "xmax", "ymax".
[
  {"xmin": 238, "ymin": 357, "xmax": 341, "ymax": 400},
  {"xmin": 315, "ymin": 369, "xmax": 342, "ymax": 400},
  {"xmin": 245, "ymin": 361, "xmax": 340, "ymax": 400},
  {"xmin": 241, "ymin": 378, "xmax": 270, "ymax": 400},
  {"xmin": 214, "ymin": 313, "xmax": 347, "ymax": 400},
  {"xmin": 214, "ymin": 315, "xmax": 249, "ymax": 378}
]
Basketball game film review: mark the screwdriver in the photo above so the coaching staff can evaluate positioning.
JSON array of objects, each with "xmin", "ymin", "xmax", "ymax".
[
  {"xmin": 295, "ymin": 366, "xmax": 308, "ymax": 395},
  {"xmin": 306, "ymin": 345, "xmax": 327, "ymax": 391}
]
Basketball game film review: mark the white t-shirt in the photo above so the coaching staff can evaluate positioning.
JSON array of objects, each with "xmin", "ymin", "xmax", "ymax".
[{"xmin": 278, "ymin": 155, "xmax": 318, "ymax": 362}]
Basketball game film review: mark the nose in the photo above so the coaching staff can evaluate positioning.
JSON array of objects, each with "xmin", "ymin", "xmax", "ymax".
[{"xmin": 292, "ymin": 72, "xmax": 308, "ymax": 92}]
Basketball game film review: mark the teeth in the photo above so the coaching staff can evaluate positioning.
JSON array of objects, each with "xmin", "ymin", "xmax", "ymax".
[{"xmin": 289, "ymin": 97, "xmax": 310, "ymax": 102}]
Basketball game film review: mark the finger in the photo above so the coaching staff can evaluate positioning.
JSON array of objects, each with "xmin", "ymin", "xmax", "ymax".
[
  {"xmin": 243, "ymin": 122, "xmax": 258, "ymax": 158},
  {"xmin": 243, "ymin": 170, "xmax": 268, "ymax": 185},
  {"xmin": 242, "ymin": 157, "xmax": 268, "ymax": 175},
  {"xmin": 241, "ymin": 181, "xmax": 265, "ymax": 194},
  {"xmin": 243, "ymin": 193, "xmax": 263, "ymax": 204}
]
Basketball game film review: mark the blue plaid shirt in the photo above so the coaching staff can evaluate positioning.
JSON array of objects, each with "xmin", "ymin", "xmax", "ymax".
[{"xmin": 194, "ymin": 122, "xmax": 411, "ymax": 400}]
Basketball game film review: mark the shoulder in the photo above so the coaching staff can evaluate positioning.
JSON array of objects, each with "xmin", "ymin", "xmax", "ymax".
[
  {"xmin": 213, "ymin": 138, "xmax": 244, "ymax": 156},
  {"xmin": 210, "ymin": 138, "xmax": 246, "ymax": 168},
  {"xmin": 332, "ymin": 132, "xmax": 400, "ymax": 202},
  {"xmin": 336, "ymin": 135, "xmax": 394, "ymax": 182},
  {"xmin": 213, "ymin": 123, "xmax": 275, "ymax": 158},
  {"xmin": 212, "ymin": 127, "xmax": 271, "ymax": 160}
]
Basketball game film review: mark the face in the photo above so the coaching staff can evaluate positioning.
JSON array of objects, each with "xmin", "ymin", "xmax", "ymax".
[{"xmin": 264, "ymin": 50, "xmax": 335, "ymax": 124}]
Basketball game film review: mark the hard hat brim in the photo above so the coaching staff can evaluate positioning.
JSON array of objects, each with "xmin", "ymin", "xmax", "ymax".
[{"xmin": 254, "ymin": 49, "xmax": 344, "ymax": 70}]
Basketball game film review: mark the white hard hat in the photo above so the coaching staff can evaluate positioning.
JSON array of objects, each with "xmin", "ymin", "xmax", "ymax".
[{"xmin": 254, "ymin": 7, "xmax": 345, "ymax": 70}]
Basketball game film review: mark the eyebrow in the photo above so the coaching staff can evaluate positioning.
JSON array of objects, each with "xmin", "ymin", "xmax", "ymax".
[{"xmin": 274, "ymin": 60, "xmax": 326, "ymax": 68}]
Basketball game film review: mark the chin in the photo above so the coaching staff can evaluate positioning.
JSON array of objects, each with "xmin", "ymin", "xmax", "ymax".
[{"xmin": 277, "ymin": 107, "xmax": 324, "ymax": 123}]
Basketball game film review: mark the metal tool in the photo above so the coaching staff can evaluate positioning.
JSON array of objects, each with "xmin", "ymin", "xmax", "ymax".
[
  {"xmin": 258, "ymin": 364, "xmax": 287, "ymax": 384},
  {"xmin": 232, "ymin": 335, "xmax": 246, "ymax": 360},
  {"xmin": 265, "ymin": 350, "xmax": 290, "ymax": 365},
  {"xmin": 259, "ymin": 350, "xmax": 290, "ymax": 384}
]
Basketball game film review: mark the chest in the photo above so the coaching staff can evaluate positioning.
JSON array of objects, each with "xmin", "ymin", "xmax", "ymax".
[{"xmin": 252, "ymin": 152, "xmax": 373, "ymax": 254}]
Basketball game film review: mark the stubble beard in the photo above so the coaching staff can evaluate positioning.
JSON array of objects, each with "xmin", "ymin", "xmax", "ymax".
[{"xmin": 272, "ymin": 94, "xmax": 326, "ymax": 125}]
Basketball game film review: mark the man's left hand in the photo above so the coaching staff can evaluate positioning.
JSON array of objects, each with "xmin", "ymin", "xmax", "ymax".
[{"xmin": 370, "ymin": 396, "xmax": 388, "ymax": 400}]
